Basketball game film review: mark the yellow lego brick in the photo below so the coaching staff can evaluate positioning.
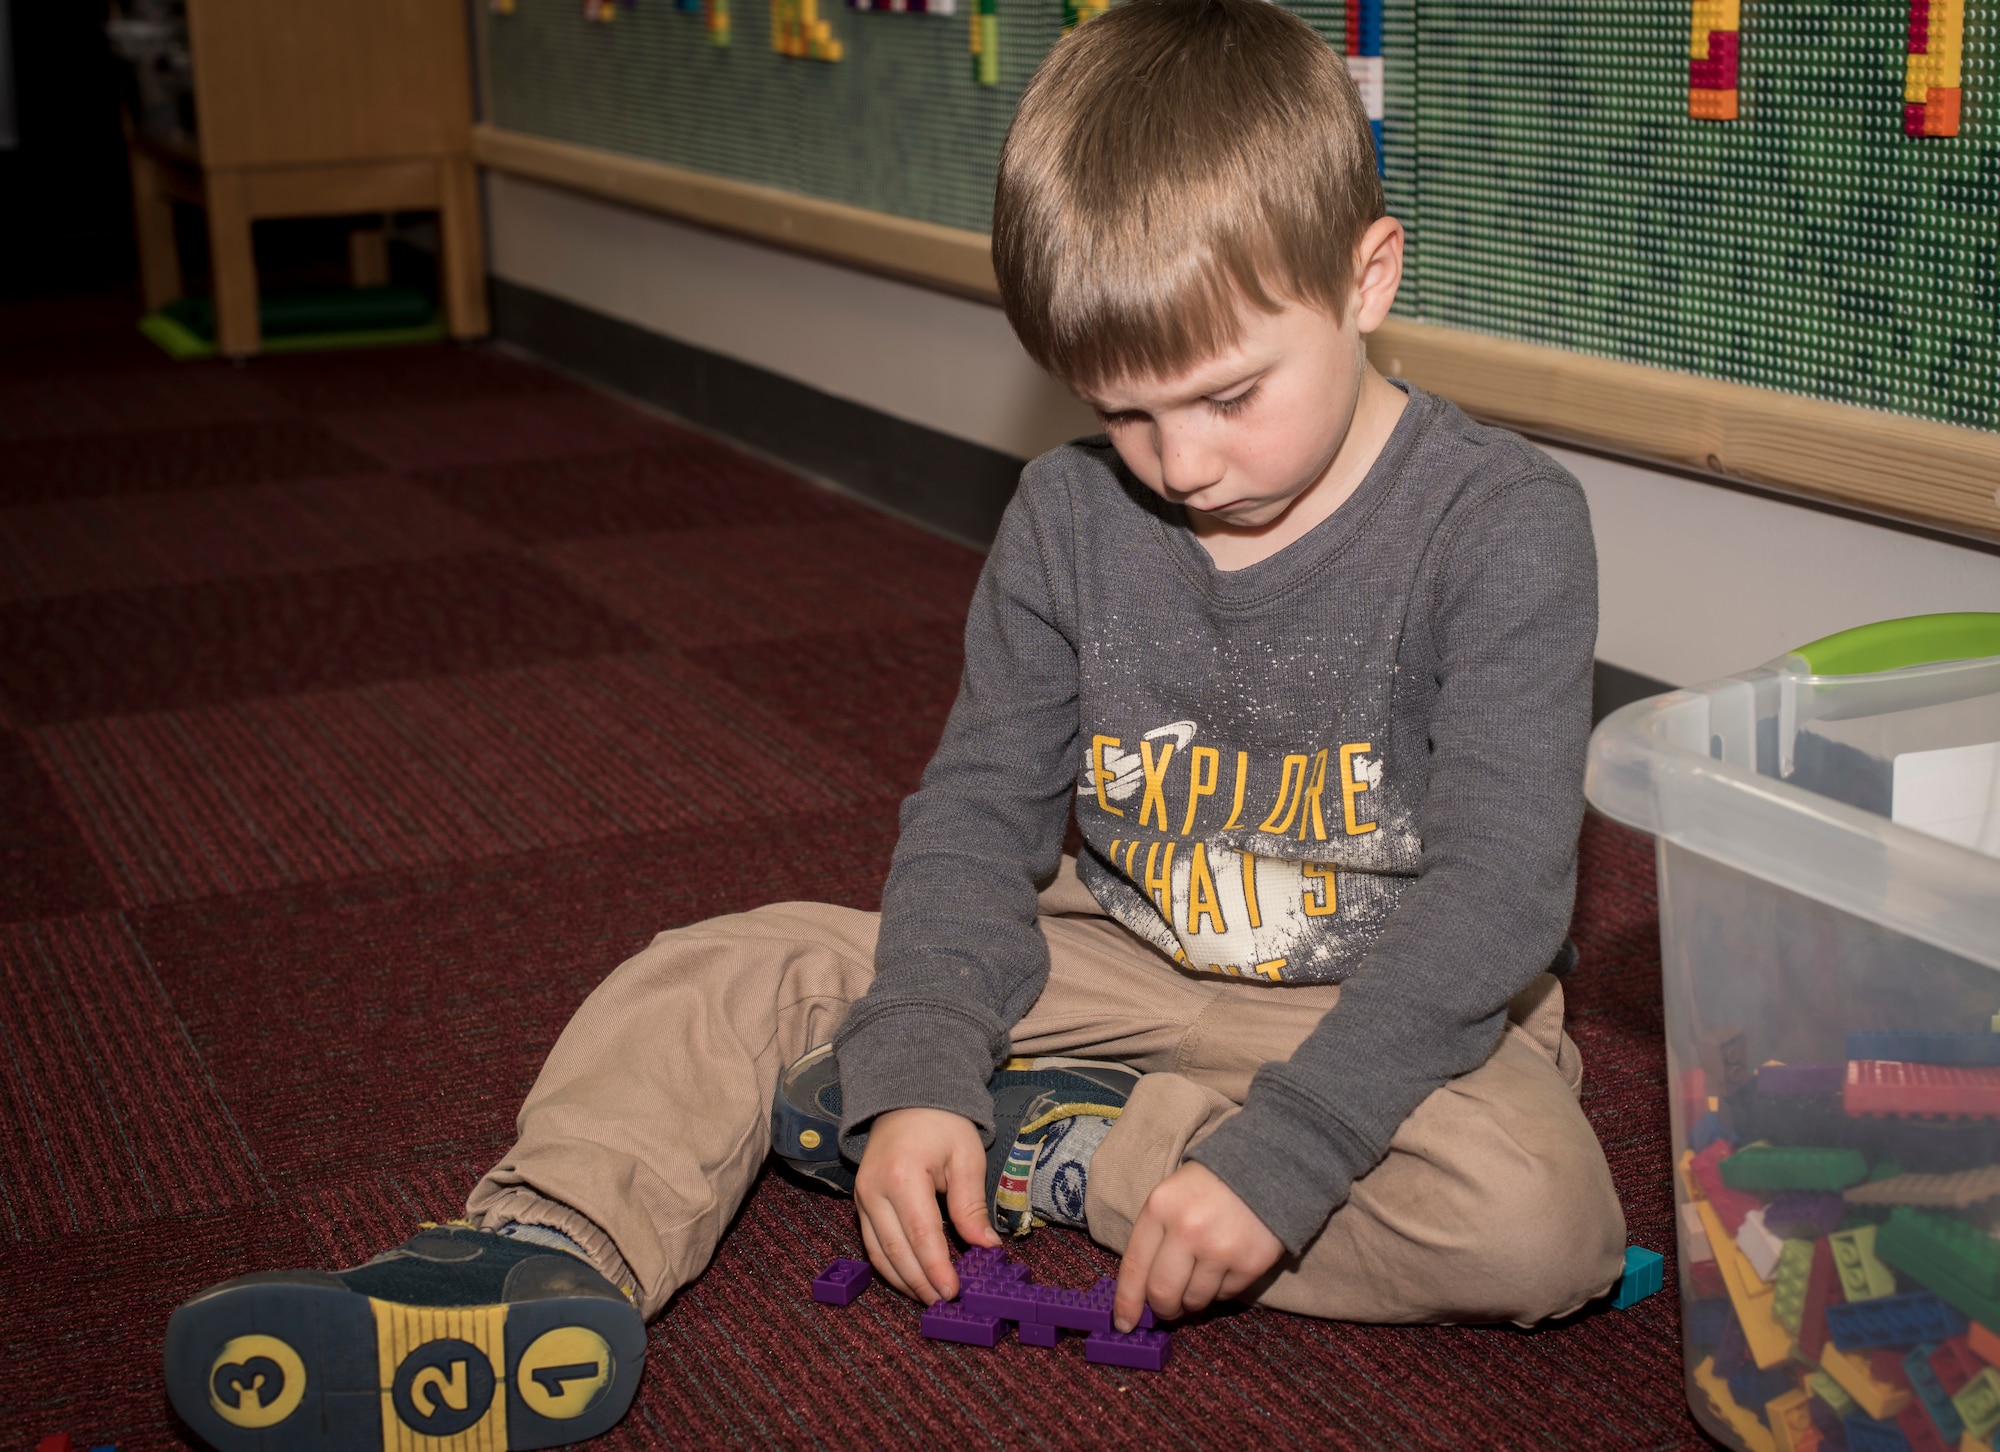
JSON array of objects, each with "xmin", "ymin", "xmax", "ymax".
[
  {"xmin": 1695, "ymin": 1357, "xmax": 1780, "ymax": 1452},
  {"xmin": 1691, "ymin": 27, "xmax": 1710, "ymax": 61},
  {"xmin": 1820, "ymin": 1343, "xmax": 1912, "ymax": 1422},
  {"xmin": 1696, "ymin": 1197, "xmax": 1793, "ymax": 1367},
  {"xmin": 1828, "ymin": 1226, "xmax": 1897, "ymax": 1303},
  {"xmin": 1767, "ymin": 1388, "xmax": 1814, "ymax": 1452}
]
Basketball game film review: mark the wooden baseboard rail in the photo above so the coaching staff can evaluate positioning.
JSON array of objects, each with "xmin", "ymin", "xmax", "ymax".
[{"xmin": 473, "ymin": 123, "xmax": 2000, "ymax": 542}]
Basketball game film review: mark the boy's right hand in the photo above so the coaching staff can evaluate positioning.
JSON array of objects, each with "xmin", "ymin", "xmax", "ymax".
[{"xmin": 853, "ymin": 1106, "xmax": 1002, "ymax": 1305}]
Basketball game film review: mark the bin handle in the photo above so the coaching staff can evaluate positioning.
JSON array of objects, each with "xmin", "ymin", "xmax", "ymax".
[{"xmin": 1791, "ymin": 612, "xmax": 2000, "ymax": 676}]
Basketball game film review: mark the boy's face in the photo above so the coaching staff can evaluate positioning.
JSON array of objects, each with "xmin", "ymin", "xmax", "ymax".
[{"xmin": 1078, "ymin": 217, "xmax": 1404, "ymax": 543}]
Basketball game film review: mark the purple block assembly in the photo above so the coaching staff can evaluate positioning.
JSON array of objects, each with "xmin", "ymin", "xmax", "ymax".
[
  {"xmin": 1763, "ymin": 1191, "xmax": 1846, "ymax": 1239},
  {"xmin": 811, "ymin": 1257, "xmax": 872, "ymax": 1306},
  {"xmin": 1084, "ymin": 1328, "xmax": 1173, "ymax": 1371},
  {"xmin": 920, "ymin": 1300, "xmax": 1006, "ymax": 1347},
  {"xmin": 1756, "ymin": 1063, "xmax": 1846, "ymax": 1097}
]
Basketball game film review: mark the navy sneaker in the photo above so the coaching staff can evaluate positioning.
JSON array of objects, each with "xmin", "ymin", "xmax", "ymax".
[
  {"xmin": 771, "ymin": 1045, "xmax": 1136, "ymax": 1235},
  {"xmin": 163, "ymin": 1223, "xmax": 644, "ymax": 1451}
]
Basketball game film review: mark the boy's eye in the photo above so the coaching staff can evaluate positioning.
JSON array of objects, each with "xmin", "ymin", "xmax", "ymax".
[{"xmin": 1208, "ymin": 385, "xmax": 1258, "ymax": 415}]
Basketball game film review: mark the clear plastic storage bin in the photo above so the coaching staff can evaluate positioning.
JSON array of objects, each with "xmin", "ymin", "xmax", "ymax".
[{"xmin": 1585, "ymin": 613, "xmax": 2000, "ymax": 1452}]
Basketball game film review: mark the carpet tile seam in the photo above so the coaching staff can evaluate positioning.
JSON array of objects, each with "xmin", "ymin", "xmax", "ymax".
[
  {"xmin": 244, "ymin": 693, "xmax": 429, "ymax": 878},
  {"xmin": 27, "ymin": 918, "xmax": 173, "ymax": 1224},
  {"xmin": 100, "ymin": 910, "xmax": 278, "ymax": 1210},
  {"xmin": 31, "ymin": 719, "xmax": 220, "ymax": 906}
]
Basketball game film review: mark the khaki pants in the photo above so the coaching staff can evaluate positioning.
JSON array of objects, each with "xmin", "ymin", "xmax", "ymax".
[{"xmin": 468, "ymin": 860, "xmax": 1627, "ymax": 1325}]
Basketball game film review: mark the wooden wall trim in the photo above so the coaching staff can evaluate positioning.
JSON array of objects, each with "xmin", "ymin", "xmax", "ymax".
[
  {"xmin": 474, "ymin": 123, "xmax": 2000, "ymax": 542},
  {"xmin": 473, "ymin": 126, "xmax": 999, "ymax": 301}
]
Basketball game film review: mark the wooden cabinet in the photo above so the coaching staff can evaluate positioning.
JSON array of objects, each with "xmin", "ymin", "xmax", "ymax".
[{"xmin": 125, "ymin": 0, "xmax": 487, "ymax": 356}]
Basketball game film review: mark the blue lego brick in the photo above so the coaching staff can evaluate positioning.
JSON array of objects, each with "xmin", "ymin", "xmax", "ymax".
[
  {"xmin": 1827, "ymin": 1293, "xmax": 1969, "ymax": 1351},
  {"xmin": 1370, "ymin": 119, "xmax": 1385, "ymax": 177},
  {"xmin": 1688, "ymin": 1298, "xmax": 1733, "ymax": 1346},
  {"xmin": 1689, "ymin": 1110, "xmax": 1734, "ymax": 1152},
  {"xmin": 1844, "ymin": 1414, "xmax": 1915, "ymax": 1452},
  {"xmin": 1612, "ymin": 1246, "xmax": 1666, "ymax": 1308},
  {"xmin": 1356, "ymin": 0, "xmax": 1381, "ymax": 56},
  {"xmin": 1903, "ymin": 1344, "xmax": 1966, "ymax": 1442},
  {"xmin": 1731, "ymin": 1360, "xmax": 1804, "ymax": 1414},
  {"xmin": 1848, "ymin": 1033, "xmax": 2000, "ymax": 1066}
]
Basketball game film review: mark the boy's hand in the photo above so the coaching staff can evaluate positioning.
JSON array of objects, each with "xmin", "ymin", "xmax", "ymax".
[
  {"xmin": 853, "ymin": 1106, "xmax": 1003, "ymax": 1305},
  {"xmin": 1114, "ymin": 1160, "xmax": 1283, "ymax": 1331}
]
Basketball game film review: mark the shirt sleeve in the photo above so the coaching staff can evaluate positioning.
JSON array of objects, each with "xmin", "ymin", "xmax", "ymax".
[
  {"xmin": 833, "ymin": 465, "xmax": 1084, "ymax": 1157},
  {"xmin": 1186, "ymin": 466, "xmax": 1599, "ymax": 1255}
]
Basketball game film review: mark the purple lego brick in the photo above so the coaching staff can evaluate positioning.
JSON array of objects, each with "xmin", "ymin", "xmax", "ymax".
[
  {"xmin": 1084, "ymin": 1327, "xmax": 1172, "ymax": 1372},
  {"xmin": 962, "ymin": 1281, "xmax": 1049, "ymax": 1322},
  {"xmin": 1758, "ymin": 1063, "xmax": 1846, "ymax": 1097},
  {"xmin": 953, "ymin": 1246, "xmax": 1010, "ymax": 1277},
  {"xmin": 1037, "ymin": 1279, "xmax": 1116, "ymax": 1333},
  {"xmin": 1017, "ymin": 1320, "xmax": 1060, "ymax": 1347},
  {"xmin": 811, "ymin": 1257, "xmax": 872, "ymax": 1306},
  {"xmin": 921, "ymin": 1301, "xmax": 1005, "ymax": 1347},
  {"xmin": 1764, "ymin": 1191, "xmax": 1847, "ymax": 1239}
]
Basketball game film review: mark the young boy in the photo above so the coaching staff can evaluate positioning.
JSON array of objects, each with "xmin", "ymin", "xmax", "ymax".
[{"xmin": 164, "ymin": 0, "xmax": 1626, "ymax": 1444}]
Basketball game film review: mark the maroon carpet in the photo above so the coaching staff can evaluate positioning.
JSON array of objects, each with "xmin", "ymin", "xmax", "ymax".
[{"xmin": 0, "ymin": 294, "xmax": 1708, "ymax": 1449}]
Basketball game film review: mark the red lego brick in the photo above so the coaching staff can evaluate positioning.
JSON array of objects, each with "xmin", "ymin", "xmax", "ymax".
[
  {"xmin": 1692, "ymin": 1140, "xmax": 1764, "ymax": 1234},
  {"xmin": 1931, "ymin": 1337, "xmax": 1980, "ymax": 1396},
  {"xmin": 1872, "ymin": 1348, "xmax": 1916, "ymax": 1392},
  {"xmin": 1846, "ymin": 1060, "xmax": 2000, "ymax": 1119},
  {"xmin": 1692, "ymin": 1258, "xmax": 1730, "ymax": 1301},
  {"xmin": 1801, "ymin": 1237, "xmax": 1843, "ymax": 1363},
  {"xmin": 1910, "ymin": 0, "xmax": 1930, "ymax": 51}
]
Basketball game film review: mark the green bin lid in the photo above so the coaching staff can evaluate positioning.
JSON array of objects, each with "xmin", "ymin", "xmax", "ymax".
[{"xmin": 1792, "ymin": 613, "xmax": 2000, "ymax": 676}]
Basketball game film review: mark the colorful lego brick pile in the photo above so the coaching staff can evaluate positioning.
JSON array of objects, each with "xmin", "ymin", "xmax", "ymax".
[
  {"xmin": 1688, "ymin": 0, "xmax": 1741, "ymax": 120},
  {"xmin": 1680, "ymin": 1028, "xmax": 2000, "ymax": 1452},
  {"xmin": 1906, "ymin": 0, "xmax": 1965, "ymax": 136}
]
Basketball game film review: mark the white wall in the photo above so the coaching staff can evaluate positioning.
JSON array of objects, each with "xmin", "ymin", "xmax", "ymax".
[{"xmin": 487, "ymin": 173, "xmax": 2000, "ymax": 687}]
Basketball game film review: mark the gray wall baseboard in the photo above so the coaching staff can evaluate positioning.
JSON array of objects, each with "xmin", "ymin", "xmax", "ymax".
[{"xmin": 493, "ymin": 279, "xmax": 1026, "ymax": 549}]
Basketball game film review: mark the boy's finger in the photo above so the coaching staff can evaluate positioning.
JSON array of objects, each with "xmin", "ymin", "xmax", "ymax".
[
  {"xmin": 858, "ymin": 1212, "xmax": 914, "ymax": 1299},
  {"xmin": 868, "ymin": 1189, "xmax": 939, "ymax": 1304},
  {"xmin": 1144, "ymin": 1238, "xmax": 1198, "ymax": 1323},
  {"xmin": 944, "ymin": 1137, "xmax": 1001, "ymax": 1250},
  {"xmin": 1114, "ymin": 1214, "xmax": 1164, "ymax": 1332},
  {"xmin": 901, "ymin": 1181, "xmax": 960, "ymax": 1302},
  {"xmin": 1181, "ymin": 1259, "xmax": 1228, "ymax": 1316},
  {"xmin": 885, "ymin": 1181, "xmax": 949, "ymax": 1303}
]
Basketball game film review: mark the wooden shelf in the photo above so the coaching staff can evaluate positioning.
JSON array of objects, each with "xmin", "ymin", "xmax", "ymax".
[{"xmin": 473, "ymin": 123, "xmax": 2000, "ymax": 543}]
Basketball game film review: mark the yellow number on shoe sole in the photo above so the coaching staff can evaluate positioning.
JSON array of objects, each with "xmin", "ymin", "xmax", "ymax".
[
  {"xmin": 373, "ymin": 1300, "xmax": 507, "ymax": 1450},
  {"xmin": 518, "ymin": 1326, "xmax": 614, "ymax": 1419},
  {"xmin": 209, "ymin": 1333, "xmax": 309, "ymax": 1429}
]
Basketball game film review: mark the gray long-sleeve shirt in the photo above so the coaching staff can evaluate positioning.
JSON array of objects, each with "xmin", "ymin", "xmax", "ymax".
[{"xmin": 833, "ymin": 384, "xmax": 1599, "ymax": 1254}]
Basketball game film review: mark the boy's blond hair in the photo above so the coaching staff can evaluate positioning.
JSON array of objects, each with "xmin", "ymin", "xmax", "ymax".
[{"xmin": 993, "ymin": 0, "xmax": 1383, "ymax": 393}]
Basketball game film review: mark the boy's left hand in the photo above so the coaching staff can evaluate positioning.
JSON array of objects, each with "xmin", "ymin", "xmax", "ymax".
[{"xmin": 1113, "ymin": 1160, "xmax": 1283, "ymax": 1332}]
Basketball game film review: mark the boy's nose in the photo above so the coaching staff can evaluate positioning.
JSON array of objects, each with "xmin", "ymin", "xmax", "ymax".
[{"xmin": 1155, "ymin": 429, "xmax": 1224, "ymax": 498}]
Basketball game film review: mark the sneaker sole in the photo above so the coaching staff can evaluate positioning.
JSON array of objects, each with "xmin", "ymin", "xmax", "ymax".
[{"xmin": 164, "ymin": 1277, "xmax": 644, "ymax": 1450}]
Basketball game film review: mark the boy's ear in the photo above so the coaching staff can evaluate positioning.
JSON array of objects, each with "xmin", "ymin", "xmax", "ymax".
[{"xmin": 1351, "ymin": 216, "xmax": 1405, "ymax": 335}]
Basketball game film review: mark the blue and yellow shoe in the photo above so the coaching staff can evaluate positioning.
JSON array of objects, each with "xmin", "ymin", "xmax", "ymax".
[
  {"xmin": 771, "ymin": 1045, "xmax": 1135, "ymax": 1236},
  {"xmin": 163, "ymin": 1223, "xmax": 644, "ymax": 1451},
  {"xmin": 985, "ymin": 1059, "xmax": 1136, "ymax": 1237}
]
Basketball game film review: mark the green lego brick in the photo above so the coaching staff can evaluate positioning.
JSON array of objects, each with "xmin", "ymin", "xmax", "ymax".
[
  {"xmin": 1878, "ymin": 1207, "xmax": 2000, "ymax": 1332},
  {"xmin": 1719, "ymin": 1147, "xmax": 1869, "ymax": 1193},
  {"xmin": 1772, "ymin": 1238, "xmax": 1816, "ymax": 1334}
]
